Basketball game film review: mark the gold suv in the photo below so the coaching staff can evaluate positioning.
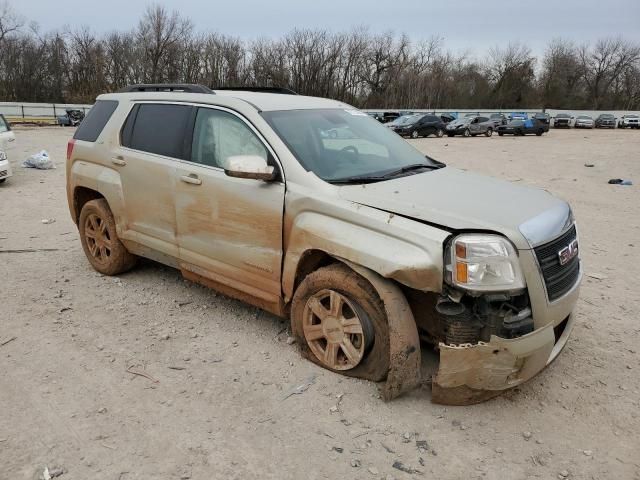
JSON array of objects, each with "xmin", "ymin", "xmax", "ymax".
[{"xmin": 66, "ymin": 84, "xmax": 581, "ymax": 404}]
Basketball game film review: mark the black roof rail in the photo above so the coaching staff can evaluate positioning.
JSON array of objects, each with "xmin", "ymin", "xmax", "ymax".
[
  {"xmin": 118, "ymin": 84, "xmax": 214, "ymax": 94},
  {"xmin": 215, "ymin": 86, "xmax": 298, "ymax": 95}
]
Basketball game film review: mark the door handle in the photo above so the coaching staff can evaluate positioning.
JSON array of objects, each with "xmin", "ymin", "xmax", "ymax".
[
  {"xmin": 180, "ymin": 174, "xmax": 202, "ymax": 185},
  {"xmin": 112, "ymin": 156, "xmax": 126, "ymax": 166}
]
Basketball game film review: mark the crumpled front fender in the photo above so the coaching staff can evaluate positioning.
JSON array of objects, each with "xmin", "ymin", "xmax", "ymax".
[{"xmin": 343, "ymin": 261, "xmax": 422, "ymax": 401}]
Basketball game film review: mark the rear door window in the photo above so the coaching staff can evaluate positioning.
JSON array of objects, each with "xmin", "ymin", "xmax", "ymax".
[
  {"xmin": 124, "ymin": 103, "xmax": 192, "ymax": 159},
  {"xmin": 73, "ymin": 100, "xmax": 117, "ymax": 142}
]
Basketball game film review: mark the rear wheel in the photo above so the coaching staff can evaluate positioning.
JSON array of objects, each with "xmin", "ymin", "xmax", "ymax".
[
  {"xmin": 463, "ymin": 128, "xmax": 471, "ymax": 137},
  {"xmin": 411, "ymin": 130, "xmax": 419, "ymax": 139},
  {"xmin": 536, "ymin": 129, "xmax": 544, "ymax": 136},
  {"xmin": 436, "ymin": 128, "xmax": 444, "ymax": 138},
  {"xmin": 291, "ymin": 263, "xmax": 390, "ymax": 380},
  {"xmin": 485, "ymin": 128, "xmax": 493, "ymax": 137},
  {"xmin": 78, "ymin": 199, "xmax": 137, "ymax": 275}
]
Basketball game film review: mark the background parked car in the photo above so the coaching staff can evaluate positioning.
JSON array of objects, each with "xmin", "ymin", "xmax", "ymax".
[
  {"xmin": 497, "ymin": 118, "xmax": 549, "ymax": 136},
  {"xmin": 532, "ymin": 112, "xmax": 550, "ymax": 125},
  {"xmin": 381, "ymin": 112, "xmax": 401, "ymax": 123},
  {"xmin": 595, "ymin": 113, "xmax": 616, "ymax": 128},
  {"xmin": 574, "ymin": 115, "xmax": 594, "ymax": 129},
  {"xmin": 489, "ymin": 113, "xmax": 507, "ymax": 127},
  {"xmin": 439, "ymin": 113, "xmax": 456, "ymax": 124},
  {"xmin": 391, "ymin": 113, "xmax": 446, "ymax": 138},
  {"xmin": 510, "ymin": 112, "xmax": 528, "ymax": 121},
  {"xmin": 446, "ymin": 115, "xmax": 494, "ymax": 137},
  {"xmin": 57, "ymin": 109, "xmax": 85, "ymax": 126},
  {"xmin": 618, "ymin": 114, "xmax": 639, "ymax": 129},
  {"xmin": 0, "ymin": 114, "xmax": 15, "ymax": 184},
  {"xmin": 553, "ymin": 113, "xmax": 573, "ymax": 128},
  {"xmin": 385, "ymin": 114, "xmax": 421, "ymax": 132}
]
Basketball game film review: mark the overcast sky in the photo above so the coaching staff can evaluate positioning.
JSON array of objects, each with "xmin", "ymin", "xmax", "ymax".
[{"xmin": 12, "ymin": 0, "xmax": 640, "ymax": 56}]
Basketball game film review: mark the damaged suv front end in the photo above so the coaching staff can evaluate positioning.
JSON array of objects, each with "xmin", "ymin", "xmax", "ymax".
[{"xmin": 431, "ymin": 210, "xmax": 580, "ymax": 404}]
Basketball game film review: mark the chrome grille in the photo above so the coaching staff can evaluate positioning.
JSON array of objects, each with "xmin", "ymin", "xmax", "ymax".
[{"xmin": 534, "ymin": 225, "xmax": 580, "ymax": 301}]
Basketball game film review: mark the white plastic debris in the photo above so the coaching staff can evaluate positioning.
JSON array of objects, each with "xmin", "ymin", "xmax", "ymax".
[{"xmin": 23, "ymin": 150, "xmax": 55, "ymax": 170}]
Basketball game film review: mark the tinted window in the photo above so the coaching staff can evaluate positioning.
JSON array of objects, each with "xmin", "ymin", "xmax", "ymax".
[
  {"xmin": 127, "ymin": 104, "xmax": 191, "ymax": 159},
  {"xmin": 425, "ymin": 115, "xmax": 439, "ymax": 122},
  {"xmin": 478, "ymin": 117, "xmax": 489, "ymax": 122},
  {"xmin": 191, "ymin": 108, "xmax": 267, "ymax": 169},
  {"xmin": 74, "ymin": 100, "xmax": 117, "ymax": 142}
]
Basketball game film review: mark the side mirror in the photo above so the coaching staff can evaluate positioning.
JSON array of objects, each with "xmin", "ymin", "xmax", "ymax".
[{"xmin": 223, "ymin": 155, "xmax": 276, "ymax": 181}]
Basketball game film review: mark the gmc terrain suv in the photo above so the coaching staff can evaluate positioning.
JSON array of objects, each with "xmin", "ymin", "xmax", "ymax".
[{"xmin": 66, "ymin": 84, "xmax": 581, "ymax": 405}]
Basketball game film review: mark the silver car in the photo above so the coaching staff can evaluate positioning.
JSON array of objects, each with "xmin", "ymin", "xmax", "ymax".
[{"xmin": 446, "ymin": 115, "xmax": 495, "ymax": 137}]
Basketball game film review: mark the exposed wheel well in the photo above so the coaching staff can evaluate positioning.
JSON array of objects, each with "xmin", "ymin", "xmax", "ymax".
[
  {"xmin": 292, "ymin": 249, "xmax": 337, "ymax": 297},
  {"xmin": 73, "ymin": 187, "xmax": 104, "ymax": 224}
]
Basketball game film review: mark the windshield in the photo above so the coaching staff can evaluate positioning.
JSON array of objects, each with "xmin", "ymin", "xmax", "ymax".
[
  {"xmin": 390, "ymin": 114, "xmax": 420, "ymax": 126},
  {"xmin": 262, "ymin": 109, "xmax": 443, "ymax": 183}
]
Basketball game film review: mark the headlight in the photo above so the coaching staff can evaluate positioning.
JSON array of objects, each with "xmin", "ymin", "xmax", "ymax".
[{"xmin": 446, "ymin": 234, "xmax": 526, "ymax": 292}]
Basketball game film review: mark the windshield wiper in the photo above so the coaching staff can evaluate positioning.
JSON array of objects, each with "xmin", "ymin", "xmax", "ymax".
[{"xmin": 329, "ymin": 163, "xmax": 442, "ymax": 184}]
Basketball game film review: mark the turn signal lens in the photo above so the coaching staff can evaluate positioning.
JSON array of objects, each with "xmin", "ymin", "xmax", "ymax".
[
  {"xmin": 456, "ymin": 262, "xmax": 468, "ymax": 283},
  {"xmin": 455, "ymin": 242, "xmax": 467, "ymax": 259}
]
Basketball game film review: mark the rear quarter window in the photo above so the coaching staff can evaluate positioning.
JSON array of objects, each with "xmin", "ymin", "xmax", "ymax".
[
  {"xmin": 73, "ymin": 100, "xmax": 118, "ymax": 142},
  {"xmin": 123, "ymin": 103, "xmax": 192, "ymax": 159}
]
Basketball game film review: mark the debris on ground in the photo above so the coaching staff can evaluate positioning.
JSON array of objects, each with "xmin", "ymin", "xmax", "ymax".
[
  {"xmin": 41, "ymin": 218, "xmax": 56, "ymax": 224},
  {"xmin": 584, "ymin": 163, "xmax": 594, "ymax": 167},
  {"xmin": 350, "ymin": 459, "xmax": 361, "ymax": 467},
  {"xmin": 0, "ymin": 336, "xmax": 17, "ymax": 347},
  {"xmin": 392, "ymin": 460, "xmax": 422, "ymax": 475},
  {"xmin": 586, "ymin": 273, "xmax": 608, "ymax": 280},
  {"xmin": 608, "ymin": 178, "xmax": 633, "ymax": 185},
  {"xmin": 281, "ymin": 374, "xmax": 316, "ymax": 400},
  {"xmin": 23, "ymin": 150, "xmax": 55, "ymax": 170},
  {"xmin": 126, "ymin": 366, "xmax": 159, "ymax": 383}
]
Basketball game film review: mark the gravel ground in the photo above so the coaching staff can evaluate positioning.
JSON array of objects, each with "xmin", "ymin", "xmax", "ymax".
[{"xmin": 1, "ymin": 126, "xmax": 639, "ymax": 480}]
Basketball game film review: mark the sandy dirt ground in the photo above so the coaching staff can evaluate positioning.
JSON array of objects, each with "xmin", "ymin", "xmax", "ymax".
[{"xmin": 1, "ymin": 126, "xmax": 639, "ymax": 480}]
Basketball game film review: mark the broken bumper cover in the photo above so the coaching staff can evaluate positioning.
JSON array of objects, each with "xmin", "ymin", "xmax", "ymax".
[{"xmin": 432, "ymin": 314, "xmax": 574, "ymax": 405}]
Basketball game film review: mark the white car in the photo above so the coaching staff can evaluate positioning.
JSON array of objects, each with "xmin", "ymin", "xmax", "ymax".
[
  {"xmin": 574, "ymin": 115, "xmax": 594, "ymax": 129},
  {"xmin": 0, "ymin": 114, "xmax": 15, "ymax": 184},
  {"xmin": 618, "ymin": 114, "xmax": 639, "ymax": 129}
]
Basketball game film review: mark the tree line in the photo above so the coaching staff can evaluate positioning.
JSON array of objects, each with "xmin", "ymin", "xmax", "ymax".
[{"xmin": 1, "ymin": 2, "xmax": 639, "ymax": 110}]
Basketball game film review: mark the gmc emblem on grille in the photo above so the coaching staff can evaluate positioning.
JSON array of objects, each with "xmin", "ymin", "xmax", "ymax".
[{"xmin": 558, "ymin": 239, "xmax": 579, "ymax": 266}]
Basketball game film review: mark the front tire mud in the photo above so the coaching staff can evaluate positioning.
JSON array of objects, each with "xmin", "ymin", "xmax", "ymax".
[{"xmin": 291, "ymin": 263, "xmax": 390, "ymax": 381}]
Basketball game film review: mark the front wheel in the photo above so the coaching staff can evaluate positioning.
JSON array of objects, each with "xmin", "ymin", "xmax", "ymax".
[
  {"xmin": 536, "ymin": 129, "xmax": 543, "ymax": 136},
  {"xmin": 411, "ymin": 130, "xmax": 419, "ymax": 139},
  {"xmin": 78, "ymin": 199, "xmax": 137, "ymax": 275},
  {"xmin": 485, "ymin": 128, "xmax": 493, "ymax": 137},
  {"xmin": 436, "ymin": 128, "xmax": 444, "ymax": 138},
  {"xmin": 463, "ymin": 128, "xmax": 471, "ymax": 137},
  {"xmin": 291, "ymin": 263, "xmax": 390, "ymax": 380}
]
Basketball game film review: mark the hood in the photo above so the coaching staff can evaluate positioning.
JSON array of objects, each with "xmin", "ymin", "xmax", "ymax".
[
  {"xmin": 447, "ymin": 119, "xmax": 469, "ymax": 128},
  {"xmin": 338, "ymin": 167, "xmax": 570, "ymax": 250}
]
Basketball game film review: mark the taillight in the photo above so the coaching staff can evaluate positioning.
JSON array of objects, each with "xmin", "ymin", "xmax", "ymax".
[{"xmin": 66, "ymin": 139, "xmax": 76, "ymax": 161}]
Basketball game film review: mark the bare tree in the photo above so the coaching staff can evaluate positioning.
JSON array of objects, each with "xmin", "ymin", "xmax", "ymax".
[
  {"xmin": 136, "ymin": 4, "xmax": 193, "ymax": 83},
  {"xmin": 0, "ymin": 0, "xmax": 22, "ymax": 43},
  {"xmin": 579, "ymin": 37, "xmax": 640, "ymax": 109}
]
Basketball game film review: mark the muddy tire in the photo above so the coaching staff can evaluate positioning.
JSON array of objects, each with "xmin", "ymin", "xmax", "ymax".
[
  {"xmin": 291, "ymin": 263, "xmax": 390, "ymax": 381},
  {"xmin": 78, "ymin": 199, "xmax": 137, "ymax": 276}
]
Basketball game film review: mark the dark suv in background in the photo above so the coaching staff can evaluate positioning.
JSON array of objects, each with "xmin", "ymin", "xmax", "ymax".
[{"xmin": 391, "ymin": 113, "xmax": 446, "ymax": 138}]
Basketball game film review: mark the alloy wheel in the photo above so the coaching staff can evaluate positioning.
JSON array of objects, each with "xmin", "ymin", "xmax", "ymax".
[
  {"xmin": 84, "ymin": 213, "xmax": 113, "ymax": 264},
  {"xmin": 302, "ymin": 289, "xmax": 369, "ymax": 370}
]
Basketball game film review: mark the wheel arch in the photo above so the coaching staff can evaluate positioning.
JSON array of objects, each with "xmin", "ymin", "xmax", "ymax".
[{"xmin": 73, "ymin": 186, "xmax": 104, "ymax": 224}]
